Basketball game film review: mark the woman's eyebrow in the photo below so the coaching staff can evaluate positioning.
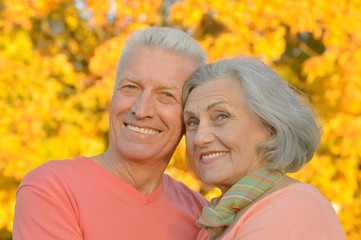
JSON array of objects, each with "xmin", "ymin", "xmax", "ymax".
[
  {"xmin": 206, "ymin": 101, "xmax": 230, "ymax": 111},
  {"xmin": 183, "ymin": 101, "xmax": 230, "ymax": 115}
]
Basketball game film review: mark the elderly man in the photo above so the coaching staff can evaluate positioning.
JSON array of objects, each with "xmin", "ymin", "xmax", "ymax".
[{"xmin": 13, "ymin": 27, "xmax": 209, "ymax": 240}]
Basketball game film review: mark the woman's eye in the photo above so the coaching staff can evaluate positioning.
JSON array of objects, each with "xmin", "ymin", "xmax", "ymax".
[
  {"xmin": 185, "ymin": 118, "xmax": 199, "ymax": 128},
  {"xmin": 215, "ymin": 112, "xmax": 230, "ymax": 121}
]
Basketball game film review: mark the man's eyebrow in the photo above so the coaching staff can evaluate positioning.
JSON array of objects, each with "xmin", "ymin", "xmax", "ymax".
[
  {"xmin": 117, "ymin": 78, "xmax": 179, "ymax": 90},
  {"xmin": 116, "ymin": 77, "xmax": 141, "ymax": 87},
  {"xmin": 158, "ymin": 84, "xmax": 181, "ymax": 90},
  {"xmin": 120, "ymin": 77, "xmax": 141, "ymax": 84}
]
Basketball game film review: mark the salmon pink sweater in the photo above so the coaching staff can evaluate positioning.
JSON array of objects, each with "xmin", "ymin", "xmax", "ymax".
[{"xmin": 13, "ymin": 157, "xmax": 208, "ymax": 240}]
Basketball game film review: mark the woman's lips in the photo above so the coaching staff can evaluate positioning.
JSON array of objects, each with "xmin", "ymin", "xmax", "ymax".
[{"xmin": 199, "ymin": 151, "xmax": 228, "ymax": 165}]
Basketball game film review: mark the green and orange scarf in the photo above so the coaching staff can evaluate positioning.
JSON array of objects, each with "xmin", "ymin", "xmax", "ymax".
[{"xmin": 197, "ymin": 165, "xmax": 284, "ymax": 239}]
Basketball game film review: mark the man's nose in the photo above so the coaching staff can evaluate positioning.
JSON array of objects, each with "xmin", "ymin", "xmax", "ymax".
[{"xmin": 130, "ymin": 91, "xmax": 156, "ymax": 119}]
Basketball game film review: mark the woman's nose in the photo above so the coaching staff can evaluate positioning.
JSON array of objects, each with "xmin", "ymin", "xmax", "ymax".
[{"xmin": 194, "ymin": 121, "xmax": 215, "ymax": 147}]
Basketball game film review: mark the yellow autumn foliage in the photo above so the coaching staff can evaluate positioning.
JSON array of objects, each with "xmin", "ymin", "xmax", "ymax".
[{"xmin": 1, "ymin": 0, "xmax": 360, "ymax": 239}]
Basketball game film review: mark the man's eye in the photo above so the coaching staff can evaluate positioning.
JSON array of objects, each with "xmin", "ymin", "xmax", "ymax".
[
  {"xmin": 163, "ymin": 92, "xmax": 174, "ymax": 98},
  {"xmin": 159, "ymin": 92, "xmax": 178, "ymax": 104},
  {"xmin": 119, "ymin": 84, "xmax": 139, "ymax": 95}
]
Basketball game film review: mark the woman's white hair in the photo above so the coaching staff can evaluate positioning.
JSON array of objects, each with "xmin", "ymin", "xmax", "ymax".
[
  {"xmin": 183, "ymin": 56, "xmax": 322, "ymax": 173},
  {"xmin": 116, "ymin": 26, "xmax": 208, "ymax": 79}
]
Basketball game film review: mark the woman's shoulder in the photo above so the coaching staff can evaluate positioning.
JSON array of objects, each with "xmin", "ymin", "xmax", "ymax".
[
  {"xmin": 227, "ymin": 178, "xmax": 345, "ymax": 239},
  {"xmin": 265, "ymin": 180, "xmax": 332, "ymax": 209},
  {"xmin": 247, "ymin": 178, "xmax": 337, "ymax": 220}
]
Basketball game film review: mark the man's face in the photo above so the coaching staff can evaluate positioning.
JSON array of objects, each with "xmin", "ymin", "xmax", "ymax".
[{"xmin": 109, "ymin": 47, "xmax": 197, "ymax": 163}]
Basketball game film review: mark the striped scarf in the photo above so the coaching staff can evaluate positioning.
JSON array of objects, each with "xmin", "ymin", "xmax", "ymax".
[{"xmin": 196, "ymin": 165, "xmax": 284, "ymax": 239}]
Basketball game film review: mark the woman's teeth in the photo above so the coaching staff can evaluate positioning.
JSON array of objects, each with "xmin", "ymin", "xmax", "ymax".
[{"xmin": 202, "ymin": 152, "xmax": 227, "ymax": 159}]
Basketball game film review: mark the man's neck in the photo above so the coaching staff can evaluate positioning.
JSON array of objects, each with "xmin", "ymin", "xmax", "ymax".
[{"xmin": 90, "ymin": 150, "xmax": 169, "ymax": 195}]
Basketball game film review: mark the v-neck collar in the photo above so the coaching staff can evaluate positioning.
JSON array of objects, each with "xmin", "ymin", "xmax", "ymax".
[{"xmin": 75, "ymin": 156, "xmax": 165, "ymax": 205}]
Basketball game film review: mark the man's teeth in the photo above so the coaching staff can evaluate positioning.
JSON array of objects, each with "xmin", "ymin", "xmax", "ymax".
[
  {"xmin": 202, "ymin": 152, "xmax": 227, "ymax": 159},
  {"xmin": 126, "ymin": 125, "xmax": 159, "ymax": 134}
]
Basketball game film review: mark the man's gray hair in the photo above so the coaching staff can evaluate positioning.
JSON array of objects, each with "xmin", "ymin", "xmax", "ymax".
[
  {"xmin": 183, "ymin": 56, "xmax": 322, "ymax": 173},
  {"xmin": 116, "ymin": 26, "xmax": 208, "ymax": 79}
]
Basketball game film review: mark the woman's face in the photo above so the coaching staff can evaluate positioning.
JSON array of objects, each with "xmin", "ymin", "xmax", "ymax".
[{"xmin": 183, "ymin": 77, "xmax": 268, "ymax": 192}]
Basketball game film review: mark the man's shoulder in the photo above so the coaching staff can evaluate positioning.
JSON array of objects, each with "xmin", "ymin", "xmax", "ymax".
[
  {"xmin": 163, "ymin": 173, "xmax": 198, "ymax": 192},
  {"xmin": 163, "ymin": 174, "xmax": 209, "ymax": 206},
  {"xmin": 19, "ymin": 157, "xmax": 86, "ymax": 189}
]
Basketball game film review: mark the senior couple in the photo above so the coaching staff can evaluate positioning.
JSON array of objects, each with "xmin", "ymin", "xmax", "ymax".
[{"xmin": 13, "ymin": 27, "xmax": 345, "ymax": 239}]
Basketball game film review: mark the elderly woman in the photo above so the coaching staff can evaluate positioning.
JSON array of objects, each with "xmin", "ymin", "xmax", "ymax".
[{"xmin": 182, "ymin": 56, "xmax": 345, "ymax": 240}]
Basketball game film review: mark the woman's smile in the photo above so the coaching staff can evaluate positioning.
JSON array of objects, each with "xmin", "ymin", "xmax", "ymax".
[{"xmin": 199, "ymin": 151, "xmax": 228, "ymax": 165}]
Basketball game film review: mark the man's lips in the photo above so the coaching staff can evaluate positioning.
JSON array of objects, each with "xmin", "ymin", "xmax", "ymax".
[{"xmin": 125, "ymin": 123, "xmax": 160, "ymax": 135}]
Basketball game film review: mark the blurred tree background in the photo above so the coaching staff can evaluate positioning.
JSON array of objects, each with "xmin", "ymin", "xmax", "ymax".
[{"xmin": 1, "ymin": 0, "xmax": 360, "ymax": 239}]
